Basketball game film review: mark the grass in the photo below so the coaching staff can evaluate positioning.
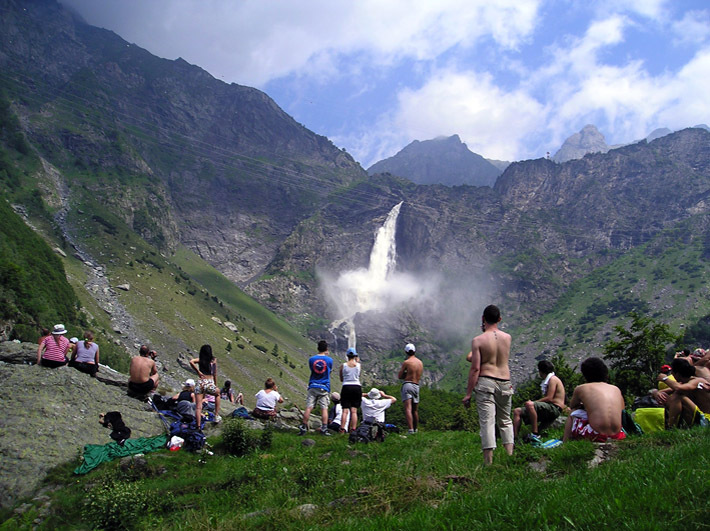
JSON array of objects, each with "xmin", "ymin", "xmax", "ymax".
[{"xmin": 3, "ymin": 424, "xmax": 709, "ymax": 530}]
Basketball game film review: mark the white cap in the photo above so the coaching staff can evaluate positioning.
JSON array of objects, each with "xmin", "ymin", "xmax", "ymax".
[
  {"xmin": 184, "ymin": 379, "xmax": 195, "ymax": 387},
  {"xmin": 405, "ymin": 343, "xmax": 416, "ymax": 353}
]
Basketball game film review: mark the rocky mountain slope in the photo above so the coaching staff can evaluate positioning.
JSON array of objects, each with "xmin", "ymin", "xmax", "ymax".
[{"xmin": 367, "ymin": 134, "xmax": 504, "ymax": 187}]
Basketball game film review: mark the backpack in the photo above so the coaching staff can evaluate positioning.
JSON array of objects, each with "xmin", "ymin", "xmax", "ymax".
[
  {"xmin": 169, "ymin": 420, "xmax": 206, "ymax": 452},
  {"xmin": 354, "ymin": 419, "xmax": 386, "ymax": 443}
]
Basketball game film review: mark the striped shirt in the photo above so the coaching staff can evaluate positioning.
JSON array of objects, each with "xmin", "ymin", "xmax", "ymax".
[{"xmin": 41, "ymin": 335, "xmax": 71, "ymax": 362}]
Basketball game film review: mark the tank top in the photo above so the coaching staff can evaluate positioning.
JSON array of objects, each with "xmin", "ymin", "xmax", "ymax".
[
  {"xmin": 341, "ymin": 362, "xmax": 361, "ymax": 386},
  {"xmin": 74, "ymin": 340, "xmax": 99, "ymax": 363}
]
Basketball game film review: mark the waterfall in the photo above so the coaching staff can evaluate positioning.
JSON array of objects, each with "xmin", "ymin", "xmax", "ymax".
[{"xmin": 328, "ymin": 202, "xmax": 403, "ymax": 351}]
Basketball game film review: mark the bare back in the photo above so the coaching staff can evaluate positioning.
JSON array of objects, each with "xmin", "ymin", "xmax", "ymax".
[
  {"xmin": 571, "ymin": 382, "xmax": 624, "ymax": 435},
  {"xmin": 473, "ymin": 329, "xmax": 511, "ymax": 380},
  {"xmin": 129, "ymin": 356, "xmax": 156, "ymax": 383},
  {"xmin": 398, "ymin": 356, "xmax": 423, "ymax": 384}
]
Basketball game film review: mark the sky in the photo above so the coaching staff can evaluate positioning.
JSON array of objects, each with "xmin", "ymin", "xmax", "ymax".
[{"xmin": 59, "ymin": 0, "xmax": 710, "ymax": 168}]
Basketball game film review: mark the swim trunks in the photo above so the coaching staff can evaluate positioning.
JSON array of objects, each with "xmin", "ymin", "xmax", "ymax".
[
  {"xmin": 128, "ymin": 379, "xmax": 156, "ymax": 394},
  {"xmin": 569, "ymin": 409, "xmax": 626, "ymax": 442},
  {"xmin": 401, "ymin": 382, "xmax": 420, "ymax": 403}
]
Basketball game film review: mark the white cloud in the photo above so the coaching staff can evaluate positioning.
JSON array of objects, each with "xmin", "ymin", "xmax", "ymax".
[
  {"xmin": 61, "ymin": 0, "xmax": 542, "ymax": 86},
  {"xmin": 671, "ymin": 10, "xmax": 710, "ymax": 45}
]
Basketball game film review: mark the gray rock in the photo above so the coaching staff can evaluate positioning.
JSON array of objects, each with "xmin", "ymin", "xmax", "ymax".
[{"xmin": 301, "ymin": 438, "xmax": 316, "ymax": 447}]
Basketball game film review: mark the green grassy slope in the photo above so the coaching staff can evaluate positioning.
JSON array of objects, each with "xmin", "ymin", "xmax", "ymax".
[{"xmin": 3, "ymin": 425, "xmax": 708, "ymax": 529}]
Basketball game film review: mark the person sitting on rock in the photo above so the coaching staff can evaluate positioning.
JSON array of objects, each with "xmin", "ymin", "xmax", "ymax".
[
  {"xmin": 68, "ymin": 330, "xmax": 100, "ymax": 377},
  {"xmin": 513, "ymin": 360, "xmax": 566, "ymax": 443},
  {"xmin": 563, "ymin": 357, "xmax": 626, "ymax": 442},
  {"xmin": 172, "ymin": 379, "xmax": 196, "ymax": 420},
  {"xmin": 658, "ymin": 358, "xmax": 710, "ymax": 428},
  {"xmin": 253, "ymin": 377, "xmax": 284, "ymax": 420},
  {"xmin": 128, "ymin": 345, "xmax": 159, "ymax": 397},
  {"xmin": 36, "ymin": 324, "xmax": 71, "ymax": 368},
  {"xmin": 220, "ymin": 380, "xmax": 244, "ymax": 405}
]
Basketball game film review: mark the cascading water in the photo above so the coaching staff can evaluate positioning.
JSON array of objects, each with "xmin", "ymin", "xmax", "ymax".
[{"xmin": 328, "ymin": 202, "xmax": 403, "ymax": 351}]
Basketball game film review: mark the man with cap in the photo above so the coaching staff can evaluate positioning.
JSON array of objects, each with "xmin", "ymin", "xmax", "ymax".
[
  {"xmin": 299, "ymin": 340, "xmax": 334, "ymax": 436},
  {"xmin": 398, "ymin": 343, "xmax": 423, "ymax": 434},
  {"xmin": 360, "ymin": 388, "xmax": 397, "ymax": 423}
]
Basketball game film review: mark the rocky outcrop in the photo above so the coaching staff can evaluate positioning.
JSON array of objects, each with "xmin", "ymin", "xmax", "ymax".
[{"xmin": 0, "ymin": 342, "xmax": 166, "ymax": 507}]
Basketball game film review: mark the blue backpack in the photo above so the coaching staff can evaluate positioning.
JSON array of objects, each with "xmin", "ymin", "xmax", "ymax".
[{"xmin": 169, "ymin": 420, "xmax": 206, "ymax": 452}]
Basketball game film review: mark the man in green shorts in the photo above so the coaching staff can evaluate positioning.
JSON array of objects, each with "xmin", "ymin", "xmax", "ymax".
[{"xmin": 513, "ymin": 359, "xmax": 566, "ymax": 443}]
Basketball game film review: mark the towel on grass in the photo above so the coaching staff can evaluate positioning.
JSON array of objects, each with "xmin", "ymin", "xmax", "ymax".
[{"xmin": 74, "ymin": 434, "xmax": 168, "ymax": 475}]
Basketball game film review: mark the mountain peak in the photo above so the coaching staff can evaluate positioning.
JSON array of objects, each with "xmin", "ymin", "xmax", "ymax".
[
  {"xmin": 368, "ymin": 135, "xmax": 503, "ymax": 187},
  {"xmin": 553, "ymin": 124, "xmax": 609, "ymax": 163}
]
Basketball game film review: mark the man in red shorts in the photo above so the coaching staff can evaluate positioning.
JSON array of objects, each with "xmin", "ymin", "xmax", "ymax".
[{"xmin": 563, "ymin": 357, "xmax": 626, "ymax": 442}]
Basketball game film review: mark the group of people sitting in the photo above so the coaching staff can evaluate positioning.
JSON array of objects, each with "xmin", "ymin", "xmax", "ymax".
[{"xmin": 36, "ymin": 324, "xmax": 100, "ymax": 377}]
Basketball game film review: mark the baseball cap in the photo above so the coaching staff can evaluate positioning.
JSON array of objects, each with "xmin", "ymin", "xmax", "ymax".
[
  {"xmin": 184, "ymin": 379, "xmax": 195, "ymax": 387},
  {"xmin": 346, "ymin": 347, "xmax": 358, "ymax": 358},
  {"xmin": 331, "ymin": 392, "xmax": 341, "ymax": 401},
  {"xmin": 405, "ymin": 343, "xmax": 416, "ymax": 353}
]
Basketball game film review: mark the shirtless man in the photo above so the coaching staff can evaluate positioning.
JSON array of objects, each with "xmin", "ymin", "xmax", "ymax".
[
  {"xmin": 128, "ymin": 345, "xmax": 159, "ymax": 396},
  {"xmin": 398, "ymin": 343, "xmax": 423, "ymax": 434},
  {"xmin": 513, "ymin": 360, "xmax": 566, "ymax": 442},
  {"xmin": 463, "ymin": 305, "xmax": 513, "ymax": 465},
  {"xmin": 563, "ymin": 357, "xmax": 625, "ymax": 442},
  {"xmin": 659, "ymin": 358, "xmax": 710, "ymax": 428}
]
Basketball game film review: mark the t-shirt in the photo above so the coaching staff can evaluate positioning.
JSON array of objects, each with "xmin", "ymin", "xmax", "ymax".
[
  {"xmin": 255, "ymin": 389, "xmax": 281, "ymax": 411},
  {"xmin": 308, "ymin": 354, "xmax": 333, "ymax": 392},
  {"xmin": 341, "ymin": 363, "xmax": 361, "ymax": 385},
  {"xmin": 360, "ymin": 398, "xmax": 393, "ymax": 423},
  {"xmin": 41, "ymin": 335, "xmax": 71, "ymax": 362},
  {"xmin": 74, "ymin": 340, "xmax": 99, "ymax": 363}
]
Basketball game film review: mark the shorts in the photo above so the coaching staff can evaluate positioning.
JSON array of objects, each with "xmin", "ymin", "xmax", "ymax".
[
  {"xmin": 520, "ymin": 401, "xmax": 562, "ymax": 429},
  {"xmin": 401, "ymin": 382, "xmax": 420, "ymax": 404},
  {"xmin": 128, "ymin": 379, "xmax": 156, "ymax": 394},
  {"xmin": 340, "ymin": 384, "xmax": 362, "ymax": 408},
  {"xmin": 41, "ymin": 358, "xmax": 67, "ymax": 368},
  {"xmin": 475, "ymin": 376, "xmax": 514, "ymax": 450},
  {"xmin": 305, "ymin": 387, "xmax": 329, "ymax": 410},
  {"xmin": 569, "ymin": 409, "xmax": 626, "ymax": 442},
  {"xmin": 253, "ymin": 408, "xmax": 277, "ymax": 419},
  {"xmin": 195, "ymin": 378, "xmax": 219, "ymax": 395}
]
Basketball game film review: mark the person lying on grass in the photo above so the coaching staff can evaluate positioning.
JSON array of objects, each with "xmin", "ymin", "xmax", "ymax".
[
  {"xmin": 658, "ymin": 358, "xmax": 710, "ymax": 429},
  {"xmin": 563, "ymin": 357, "xmax": 626, "ymax": 442}
]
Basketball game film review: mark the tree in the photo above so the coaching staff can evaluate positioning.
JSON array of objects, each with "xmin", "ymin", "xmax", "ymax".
[{"xmin": 603, "ymin": 312, "xmax": 679, "ymax": 398}]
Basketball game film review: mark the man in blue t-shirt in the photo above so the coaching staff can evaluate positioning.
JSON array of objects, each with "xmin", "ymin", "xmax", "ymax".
[{"xmin": 299, "ymin": 340, "xmax": 333, "ymax": 436}]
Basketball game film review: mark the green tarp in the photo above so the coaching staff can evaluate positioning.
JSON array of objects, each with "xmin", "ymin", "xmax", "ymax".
[{"xmin": 74, "ymin": 434, "xmax": 169, "ymax": 475}]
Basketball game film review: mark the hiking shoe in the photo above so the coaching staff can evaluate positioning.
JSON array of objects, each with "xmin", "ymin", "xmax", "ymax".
[
  {"xmin": 348, "ymin": 432, "xmax": 358, "ymax": 444},
  {"xmin": 320, "ymin": 427, "xmax": 332, "ymax": 436},
  {"xmin": 298, "ymin": 424, "xmax": 307, "ymax": 436},
  {"xmin": 214, "ymin": 415, "xmax": 222, "ymax": 424},
  {"xmin": 525, "ymin": 433, "xmax": 543, "ymax": 447},
  {"xmin": 408, "ymin": 429, "xmax": 416, "ymax": 435}
]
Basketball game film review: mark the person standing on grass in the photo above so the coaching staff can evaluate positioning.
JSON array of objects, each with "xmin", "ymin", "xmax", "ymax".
[
  {"xmin": 512, "ymin": 359, "xmax": 566, "ymax": 443},
  {"xmin": 299, "ymin": 340, "xmax": 333, "ymax": 436},
  {"xmin": 339, "ymin": 347, "xmax": 362, "ymax": 435},
  {"xmin": 463, "ymin": 305, "xmax": 514, "ymax": 465},
  {"xmin": 398, "ymin": 343, "xmax": 423, "ymax": 434}
]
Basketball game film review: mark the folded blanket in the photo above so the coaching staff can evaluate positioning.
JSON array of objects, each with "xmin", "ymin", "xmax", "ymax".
[{"xmin": 74, "ymin": 434, "xmax": 168, "ymax": 475}]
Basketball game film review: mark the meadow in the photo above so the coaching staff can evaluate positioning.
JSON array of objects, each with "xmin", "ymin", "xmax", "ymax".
[{"xmin": 3, "ymin": 418, "xmax": 709, "ymax": 530}]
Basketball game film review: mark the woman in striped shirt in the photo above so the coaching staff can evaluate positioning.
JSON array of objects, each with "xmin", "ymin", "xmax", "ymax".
[{"xmin": 36, "ymin": 324, "xmax": 71, "ymax": 368}]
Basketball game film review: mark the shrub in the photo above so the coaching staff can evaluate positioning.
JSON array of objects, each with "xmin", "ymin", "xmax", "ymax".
[
  {"xmin": 82, "ymin": 478, "xmax": 172, "ymax": 530},
  {"xmin": 222, "ymin": 418, "xmax": 261, "ymax": 457}
]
